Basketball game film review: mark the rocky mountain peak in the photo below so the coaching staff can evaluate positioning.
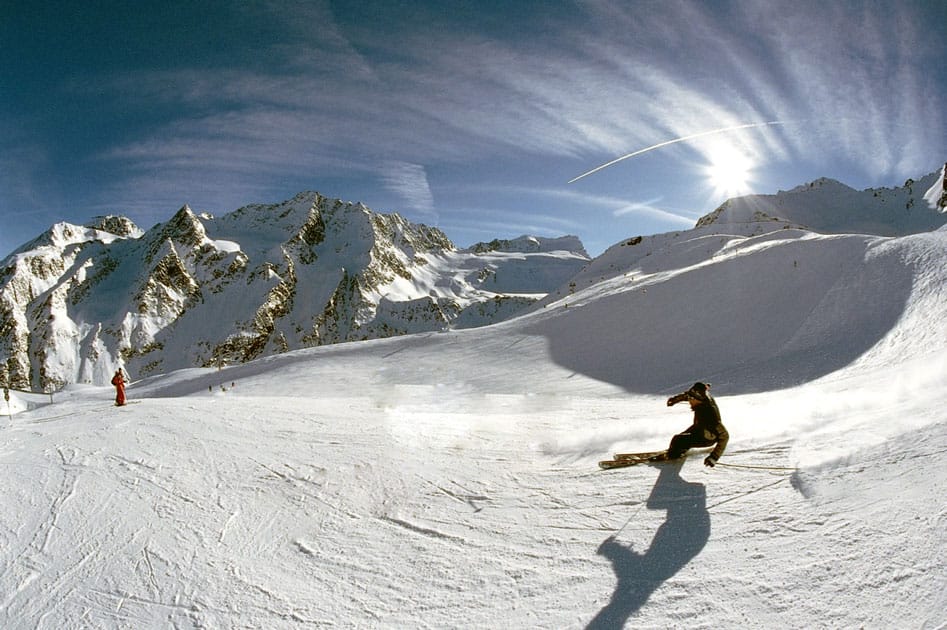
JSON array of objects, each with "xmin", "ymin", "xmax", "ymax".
[
  {"xmin": 88, "ymin": 215, "xmax": 142, "ymax": 238},
  {"xmin": 161, "ymin": 205, "xmax": 207, "ymax": 246},
  {"xmin": 0, "ymin": 192, "xmax": 589, "ymax": 391},
  {"xmin": 467, "ymin": 235, "xmax": 588, "ymax": 257}
]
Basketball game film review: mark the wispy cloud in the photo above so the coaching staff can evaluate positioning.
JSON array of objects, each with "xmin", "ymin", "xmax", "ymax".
[
  {"xmin": 9, "ymin": 0, "xmax": 941, "ymax": 258},
  {"xmin": 451, "ymin": 181, "xmax": 698, "ymax": 222},
  {"xmin": 438, "ymin": 207, "xmax": 587, "ymax": 245},
  {"xmin": 95, "ymin": 0, "xmax": 943, "ymax": 191},
  {"xmin": 379, "ymin": 161, "xmax": 436, "ymax": 221}
]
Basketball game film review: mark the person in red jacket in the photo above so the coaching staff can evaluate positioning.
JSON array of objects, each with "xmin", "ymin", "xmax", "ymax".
[
  {"xmin": 111, "ymin": 369, "xmax": 127, "ymax": 406},
  {"xmin": 655, "ymin": 381, "xmax": 729, "ymax": 467}
]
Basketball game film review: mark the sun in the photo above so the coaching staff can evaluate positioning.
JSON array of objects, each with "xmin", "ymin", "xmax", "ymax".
[{"xmin": 704, "ymin": 147, "xmax": 754, "ymax": 198}]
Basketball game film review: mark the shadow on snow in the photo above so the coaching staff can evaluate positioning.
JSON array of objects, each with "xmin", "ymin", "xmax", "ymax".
[
  {"xmin": 588, "ymin": 461, "xmax": 709, "ymax": 629},
  {"xmin": 527, "ymin": 236, "xmax": 913, "ymax": 396}
]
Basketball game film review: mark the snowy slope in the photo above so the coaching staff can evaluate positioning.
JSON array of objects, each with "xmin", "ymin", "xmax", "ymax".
[{"xmin": 2, "ymin": 211, "xmax": 945, "ymax": 628}]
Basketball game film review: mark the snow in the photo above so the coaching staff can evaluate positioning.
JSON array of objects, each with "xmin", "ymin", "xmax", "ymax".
[
  {"xmin": 1, "ymin": 219, "xmax": 945, "ymax": 628},
  {"xmin": 209, "ymin": 239, "xmax": 241, "ymax": 253},
  {"xmin": 923, "ymin": 164, "xmax": 947, "ymax": 213},
  {"xmin": 701, "ymin": 167, "xmax": 947, "ymax": 236}
]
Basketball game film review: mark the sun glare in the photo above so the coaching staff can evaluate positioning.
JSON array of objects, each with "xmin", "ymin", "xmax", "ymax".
[{"xmin": 705, "ymin": 148, "xmax": 754, "ymax": 198}]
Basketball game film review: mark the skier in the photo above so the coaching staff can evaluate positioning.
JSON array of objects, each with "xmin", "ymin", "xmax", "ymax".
[
  {"xmin": 111, "ymin": 369, "xmax": 127, "ymax": 406},
  {"xmin": 657, "ymin": 381, "xmax": 728, "ymax": 467}
]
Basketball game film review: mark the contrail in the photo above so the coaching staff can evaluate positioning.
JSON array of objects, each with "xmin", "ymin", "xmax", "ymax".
[{"xmin": 568, "ymin": 120, "xmax": 784, "ymax": 184}]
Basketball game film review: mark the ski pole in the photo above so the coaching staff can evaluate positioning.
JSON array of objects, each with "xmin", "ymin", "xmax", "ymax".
[{"xmin": 716, "ymin": 462, "xmax": 798, "ymax": 472}]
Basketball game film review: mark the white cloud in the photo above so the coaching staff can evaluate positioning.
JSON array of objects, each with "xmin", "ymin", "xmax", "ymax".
[
  {"xmin": 96, "ymin": 0, "xmax": 941, "ymax": 190},
  {"xmin": 40, "ymin": 0, "xmax": 941, "ymax": 254},
  {"xmin": 379, "ymin": 161, "xmax": 436, "ymax": 221}
]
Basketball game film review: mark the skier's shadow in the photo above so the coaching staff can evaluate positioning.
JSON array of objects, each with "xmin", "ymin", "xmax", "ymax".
[{"xmin": 587, "ymin": 461, "xmax": 709, "ymax": 629}]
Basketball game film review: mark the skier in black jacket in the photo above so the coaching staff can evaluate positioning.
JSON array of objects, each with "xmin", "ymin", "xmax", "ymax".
[{"xmin": 658, "ymin": 381, "xmax": 728, "ymax": 467}]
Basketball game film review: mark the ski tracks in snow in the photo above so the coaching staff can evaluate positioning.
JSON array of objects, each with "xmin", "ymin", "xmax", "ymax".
[{"xmin": 3, "ymin": 385, "xmax": 944, "ymax": 627}]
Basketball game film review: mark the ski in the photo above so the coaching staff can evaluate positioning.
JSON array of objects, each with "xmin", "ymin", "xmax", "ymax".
[
  {"xmin": 599, "ymin": 450, "xmax": 676, "ymax": 470},
  {"xmin": 613, "ymin": 450, "xmax": 667, "ymax": 462},
  {"xmin": 599, "ymin": 458, "xmax": 647, "ymax": 470}
]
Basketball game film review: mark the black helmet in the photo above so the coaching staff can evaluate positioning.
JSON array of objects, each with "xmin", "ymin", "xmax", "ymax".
[{"xmin": 687, "ymin": 382, "xmax": 710, "ymax": 399}]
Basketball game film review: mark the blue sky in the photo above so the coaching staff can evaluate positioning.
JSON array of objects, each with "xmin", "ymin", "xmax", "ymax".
[{"xmin": 2, "ymin": 0, "xmax": 945, "ymax": 257}]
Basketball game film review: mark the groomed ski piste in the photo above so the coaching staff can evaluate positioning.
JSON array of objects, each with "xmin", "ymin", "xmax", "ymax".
[{"xmin": 2, "ymin": 222, "xmax": 945, "ymax": 628}]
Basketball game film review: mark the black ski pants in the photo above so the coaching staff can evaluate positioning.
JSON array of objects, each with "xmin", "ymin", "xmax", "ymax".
[{"xmin": 667, "ymin": 425, "xmax": 727, "ymax": 460}]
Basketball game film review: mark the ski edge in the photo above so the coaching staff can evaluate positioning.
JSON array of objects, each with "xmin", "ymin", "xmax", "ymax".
[
  {"xmin": 599, "ymin": 450, "xmax": 677, "ymax": 470},
  {"xmin": 613, "ymin": 450, "xmax": 667, "ymax": 462},
  {"xmin": 598, "ymin": 459, "xmax": 642, "ymax": 470}
]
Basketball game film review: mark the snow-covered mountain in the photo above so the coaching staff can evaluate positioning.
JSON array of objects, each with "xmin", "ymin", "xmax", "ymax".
[
  {"xmin": 697, "ymin": 163, "xmax": 947, "ymax": 235},
  {"xmin": 2, "ymin": 165, "xmax": 944, "ymax": 627},
  {"xmin": 0, "ymin": 192, "xmax": 589, "ymax": 392}
]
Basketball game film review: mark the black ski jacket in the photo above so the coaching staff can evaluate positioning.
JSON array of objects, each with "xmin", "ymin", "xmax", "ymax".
[{"xmin": 668, "ymin": 392, "xmax": 729, "ymax": 460}]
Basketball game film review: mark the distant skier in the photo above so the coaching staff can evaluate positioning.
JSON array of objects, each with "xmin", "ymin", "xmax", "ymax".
[
  {"xmin": 111, "ymin": 369, "xmax": 128, "ymax": 406},
  {"xmin": 656, "ymin": 382, "xmax": 728, "ymax": 467}
]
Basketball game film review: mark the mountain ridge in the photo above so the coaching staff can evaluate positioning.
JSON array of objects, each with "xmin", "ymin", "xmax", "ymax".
[
  {"xmin": 3, "ymin": 164, "xmax": 944, "ymax": 393},
  {"xmin": 697, "ymin": 164, "xmax": 947, "ymax": 235},
  {"xmin": 0, "ymin": 192, "xmax": 589, "ymax": 391}
]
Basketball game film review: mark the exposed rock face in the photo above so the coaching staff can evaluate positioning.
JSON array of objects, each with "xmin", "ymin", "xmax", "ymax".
[{"xmin": 0, "ymin": 193, "xmax": 589, "ymax": 391}]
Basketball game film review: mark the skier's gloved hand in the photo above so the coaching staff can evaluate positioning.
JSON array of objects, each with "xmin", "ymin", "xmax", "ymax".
[{"xmin": 704, "ymin": 455, "xmax": 717, "ymax": 468}]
